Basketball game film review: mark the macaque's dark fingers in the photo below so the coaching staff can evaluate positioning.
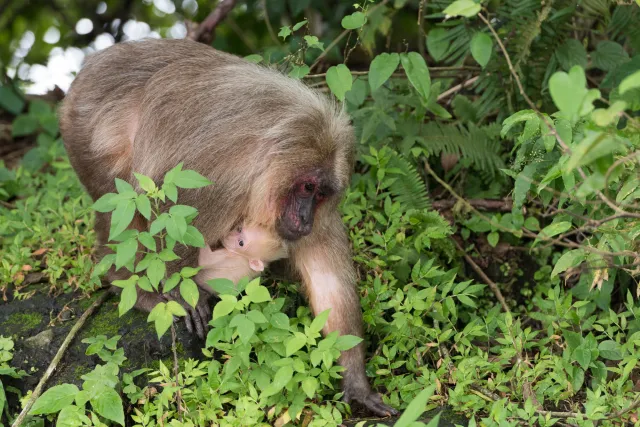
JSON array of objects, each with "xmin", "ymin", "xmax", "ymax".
[
  {"xmin": 186, "ymin": 304, "xmax": 206, "ymax": 340},
  {"xmin": 359, "ymin": 394, "xmax": 398, "ymax": 417},
  {"xmin": 196, "ymin": 299, "xmax": 211, "ymax": 329}
]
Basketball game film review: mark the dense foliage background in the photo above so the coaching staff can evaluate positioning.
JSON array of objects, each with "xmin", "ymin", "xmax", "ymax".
[{"xmin": 1, "ymin": 0, "xmax": 640, "ymax": 426}]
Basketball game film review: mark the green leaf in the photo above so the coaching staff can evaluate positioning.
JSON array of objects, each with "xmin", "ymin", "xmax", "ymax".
[
  {"xmin": 138, "ymin": 232, "xmax": 156, "ymax": 252},
  {"xmin": 147, "ymin": 258, "xmax": 166, "ymax": 289},
  {"xmin": 92, "ymin": 193, "xmax": 118, "ymax": 213},
  {"xmin": 39, "ymin": 114, "xmax": 59, "ymax": 136},
  {"xmin": 29, "ymin": 384, "xmax": 79, "ymax": 415},
  {"xmin": 166, "ymin": 214, "xmax": 188, "ymax": 242},
  {"xmin": 174, "ymin": 170, "xmax": 212, "ymax": 189},
  {"xmin": 91, "ymin": 387, "xmax": 125, "ymax": 426},
  {"xmin": 213, "ymin": 295, "xmax": 237, "ymax": 320},
  {"xmin": 244, "ymin": 54, "xmax": 263, "ymax": 64},
  {"xmin": 115, "ymin": 178, "xmax": 134, "ymax": 193},
  {"xmin": 565, "ymin": 131, "xmax": 623, "ymax": 172},
  {"xmin": 135, "ymin": 194, "xmax": 151, "ymax": 220},
  {"xmin": 56, "ymin": 405, "xmax": 89, "ymax": 427},
  {"xmin": 208, "ymin": 278, "xmax": 238, "ymax": 296},
  {"xmin": 163, "ymin": 182, "xmax": 178, "ymax": 203},
  {"xmin": 551, "ymin": 249, "xmax": 585, "ymax": 278},
  {"xmin": 549, "ymin": 66, "xmax": 600, "ymax": 120},
  {"xmin": 394, "ymin": 385, "xmax": 435, "ymax": 427},
  {"xmin": 115, "ymin": 238, "xmax": 138, "ymax": 270},
  {"xmin": 620, "ymin": 70, "xmax": 640, "ymax": 94},
  {"xmin": 270, "ymin": 312, "xmax": 290, "ymax": 330},
  {"xmin": 326, "ymin": 64, "xmax": 353, "ymax": 102},
  {"xmin": 341, "ymin": 11, "xmax": 366, "ymax": 29},
  {"xmin": 278, "ymin": 26, "xmax": 292, "ymax": 40},
  {"xmin": 487, "ymin": 231, "xmax": 499, "ymax": 248},
  {"xmin": 166, "ymin": 300, "xmax": 187, "ymax": 316},
  {"xmin": 591, "ymin": 101, "xmax": 627, "ymax": 127},
  {"xmin": 500, "ymin": 110, "xmax": 538, "ymax": 137},
  {"xmin": 288, "ymin": 64, "xmax": 310, "ymax": 79},
  {"xmin": 442, "ymin": 0, "xmax": 481, "ymax": 17},
  {"xmin": 400, "ymin": 52, "xmax": 431, "ymax": 102},
  {"xmin": 148, "ymin": 303, "xmax": 173, "ymax": 338},
  {"xmin": 592, "ymin": 41, "xmax": 629, "ymax": 72},
  {"xmin": 230, "ymin": 314, "xmax": 255, "ymax": 344},
  {"xmin": 293, "ymin": 20, "xmax": 308, "ymax": 31},
  {"xmin": 163, "ymin": 273, "xmax": 181, "ymax": 293},
  {"xmin": 11, "ymin": 114, "xmax": 39, "ymax": 137},
  {"xmin": 183, "ymin": 226, "xmax": 205, "ymax": 248},
  {"xmin": 556, "ymin": 39, "xmax": 588, "ymax": 71},
  {"xmin": 335, "ymin": 335, "xmax": 363, "ymax": 351},
  {"xmin": 310, "ymin": 309, "xmax": 330, "ymax": 333},
  {"xmin": 470, "ymin": 32, "xmax": 492, "ymax": 68},
  {"xmin": 245, "ymin": 278, "xmax": 272, "ymax": 303},
  {"xmin": 0, "ymin": 85, "xmax": 25, "ymax": 114},
  {"xmin": 457, "ymin": 294, "xmax": 477, "ymax": 308},
  {"xmin": 301, "ymin": 377, "xmax": 318, "ymax": 399},
  {"xmin": 169, "ymin": 205, "xmax": 198, "ymax": 218},
  {"xmin": 137, "ymin": 276, "xmax": 154, "ymax": 292},
  {"xmin": 539, "ymin": 221, "xmax": 572, "ymax": 239},
  {"xmin": 304, "ymin": 35, "xmax": 324, "ymax": 51},
  {"xmin": 180, "ymin": 278, "xmax": 199, "ymax": 308},
  {"xmin": 573, "ymin": 346, "xmax": 591, "ymax": 370},
  {"xmin": 119, "ymin": 283, "xmax": 137, "ymax": 316},
  {"xmin": 426, "ymin": 28, "xmax": 450, "ymax": 62},
  {"xmin": 345, "ymin": 78, "xmax": 368, "ymax": 106},
  {"xmin": 134, "ymin": 173, "xmax": 156, "ymax": 192},
  {"xmin": 598, "ymin": 340, "xmax": 622, "ymax": 360},
  {"xmin": 513, "ymin": 163, "xmax": 537, "ymax": 209},
  {"xmin": 262, "ymin": 366, "xmax": 293, "ymax": 397},
  {"xmin": 369, "ymin": 53, "xmax": 400, "ymax": 92},
  {"xmin": 286, "ymin": 333, "xmax": 307, "ymax": 356},
  {"xmin": 109, "ymin": 200, "xmax": 136, "ymax": 241}
]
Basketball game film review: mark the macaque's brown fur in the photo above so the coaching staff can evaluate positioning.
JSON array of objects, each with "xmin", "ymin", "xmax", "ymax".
[{"xmin": 59, "ymin": 38, "xmax": 397, "ymax": 416}]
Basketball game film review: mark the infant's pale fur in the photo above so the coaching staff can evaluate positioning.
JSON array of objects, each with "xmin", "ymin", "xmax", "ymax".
[{"xmin": 197, "ymin": 223, "xmax": 288, "ymax": 284}]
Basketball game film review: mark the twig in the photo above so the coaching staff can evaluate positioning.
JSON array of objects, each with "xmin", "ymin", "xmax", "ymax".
[
  {"xmin": 452, "ymin": 239, "xmax": 510, "ymax": 313},
  {"xmin": 606, "ymin": 396, "xmax": 640, "ymax": 421},
  {"xmin": 261, "ymin": 0, "xmax": 279, "ymax": 45},
  {"xmin": 417, "ymin": 0, "xmax": 427, "ymax": 57},
  {"xmin": 170, "ymin": 324, "xmax": 183, "ymax": 420},
  {"xmin": 437, "ymin": 76, "xmax": 479, "ymax": 101},
  {"xmin": 11, "ymin": 291, "xmax": 111, "ymax": 427},
  {"xmin": 304, "ymin": 66, "xmax": 478, "ymax": 79},
  {"xmin": 432, "ymin": 198, "xmax": 513, "ymax": 211},
  {"xmin": 191, "ymin": 0, "xmax": 239, "ymax": 44}
]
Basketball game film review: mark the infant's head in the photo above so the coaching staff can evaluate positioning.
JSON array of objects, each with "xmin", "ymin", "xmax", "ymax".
[{"xmin": 223, "ymin": 224, "xmax": 287, "ymax": 272}]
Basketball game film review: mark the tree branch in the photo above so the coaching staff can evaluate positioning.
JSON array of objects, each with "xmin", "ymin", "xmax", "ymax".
[{"xmin": 191, "ymin": 0, "xmax": 239, "ymax": 44}]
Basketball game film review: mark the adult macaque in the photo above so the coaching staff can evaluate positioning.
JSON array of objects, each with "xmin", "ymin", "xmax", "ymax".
[
  {"xmin": 59, "ymin": 38, "xmax": 397, "ymax": 416},
  {"xmin": 196, "ymin": 223, "xmax": 288, "ymax": 286}
]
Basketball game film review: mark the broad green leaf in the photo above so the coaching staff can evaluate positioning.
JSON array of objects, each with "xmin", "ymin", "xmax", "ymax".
[
  {"xmin": 501, "ymin": 110, "xmax": 537, "ymax": 137},
  {"xmin": 135, "ymin": 194, "xmax": 151, "ymax": 220},
  {"xmin": 335, "ymin": 335, "xmax": 363, "ymax": 351},
  {"xmin": 591, "ymin": 101, "xmax": 627, "ymax": 127},
  {"xmin": 573, "ymin": 346, "xmax": 591, "ymax": 370},
  {"xmin": 245, "ymin": 278, "xmax": 272, "ymax": 303},
  {"xmin": 11, "ymin": 114, "xmax": 39, "ymax": 137},
  {"xmin": 262, "ymin": 366, "xmax": 293, "ymax": 397},
  {"xmin": 346, "ymin": 78, "xmax": 368, "ymax": 106},
  {"xmin": 270, "ymin": 312, "xmax": 290, "ymax": 330},
  {"xmin": 537, "ymin": 222, "xmax": 572, "ymax": 245},
  {"xmin": 213, "ymin": 295, "xmax": 237, "ymax": 320},
  {"xmin": 292, "ymin": 20, "xmax": 308, "ymax": 31},
  {"xmin": 620, "ymin": 70, "xmax": 640, "ymax": 94},
  {"xmin": 92, "ymin": 193, "xmax": 118, "ymax": 213},
  {"xmin": 0, "ymin": 85, "xmax": 25, "ymax": 114},
  {"xmin": 163, "ymin": 273, "xmax": 181, "ymax": 293},
  {"xmin": 147, "ymin": 258, "xmax": 166, "ymax": 289},
  {"xmin": 426, "ymin": 28, "xmax": 450, "ymax": 61},
  {"xmin": 91, "ymin": 387, "xmax": 125, "ymax": 426},
  {"xmin": 442, "ymin": 0, "xmax": 481, "ymax": 17},
  {"xmin": 115, "ymin": 238, "xmax": 138, "ymax": 270},
  {"xmin": 244, "ymin": 54, "xmax": 263, "ymax": 64},
  {"xmin": 109, "ymin": 200, "xmax": 136, "ymax": 241},
  {"xmin": 286, "ymin": 333, "xmax": 307, "ymax": 356},
  {"xmin": 549, "ymin": 66, "xmax": 600, "ymax": 120},
  {"xmin": 138, "ymin": 232, "xmax": 156, "ymax": 252},
  {"xmin": 369, "ymin": 53, "xmax": 400, "ymax": 92},
  {"xmin": 148, "ymin": 303, "xmax": 173, "ymax": 338},
  {"xmin": 598, "ymin": 340, "xmax": 623, "ymax": 360},
  {"xmin": 56, "ymin": 405, "xmax": 89, "ymax": 427},
  {"xmin": 341, "ymin": 11, "xmax": 366, "ymax": 29},
  {"xmin": 551, "ymin": 249, "xmax": 585, "ymax": 278},
  {"xmin": 180, "ymin": 266, "xmax": 200, "ymax": 278},
  {"xmin": 115, "ymin": 178, "xmax": 134, "ymax": 193},
  {"xmin": 208, "ymin": 278, "xmax": 239, "ymax": 296},
  {"xmin": 565, "ymin": 131, "xmax": 623, "ymax": 172},
  {"xmin": 166, "ymin": 214, "xmax": 188, "ymax": 241},
  {"xmin": 301, "ymin": 377, "xmax": 318, "ymax": 399},
  {"xmin": 166, "ymin": 300, "xmax": 187, "ymax": 316},
  {"xmin": 180, "ymin": 278, "xmax": 199, "ymax": 308},
  {"xmin": 288, "ymin": 65, "xmax": 310, "ymax": 79},
  {"xmin": 30, "ymin": 384, "xmax": 79, "ymax": 415},
  {"xmin": 470, "ymin": 32, "xmax": 492, "ymax": 68},
  {"xmin": 119, "ymin": 283, "xmax": 137, "ymax": 316},
  {"xmin": 134, "ymin": 173, "xmax": 156, "ymax": 192},
  {"xmin": 310, "ymin": 309, "xmax": 331, "ymax": 333},
  {"xmin": 163, "ymin": 182, "xmax": 178, "ymax": 202},
  {"xmin": 487, "ymin": 231, "xmax": 499, "ymax": 248},
  {"xmin": 513, "ymin": 163, "xmax": 538, "ymax": 209},
  {"xmin": 457, "ymin": 294, "xmax": 477, "ymax": 308},
  {"xmin": 400, "ymin": 52, "xmax": 431, "ymax": 102},
  {"xmin": 230, "ymin": 314, "xmax": 255, "ymax": 344},
  {"xmin": 39, "ymin": 114, "xmax": 59, "ymax": 136},
  {"xmin": 183, "ymin": 225, "xmax": 205, "ymax": 248},
  {"xmin": 169, "ymin": 205, "xmax": 198, "ymax": 218},
  {"xmin": 394, "ymin": 385, "xmax": 436, "ymax": 427},
  {"xmin": 174, "ymin": 169, "xmax": 212, "ymax": 189},
  {"xmin": 137, "ymin": 276, "xmax": 153, "ymax": 292},
  {"xmin": 555, "ymin": 39, "xmax": 588, "ymax": 71},
  {"xmin": 326, "ymin": 65, "xmax": 353, "ymax": 102},
  {"xmin": 592, "ymin": 41, "xmax": 629, "ymax": 72}
]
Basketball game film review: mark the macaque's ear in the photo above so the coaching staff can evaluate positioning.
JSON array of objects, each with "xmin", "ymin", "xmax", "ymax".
[{"xmin": 249, "ymin": 258, "xmax": 265, "ymax": 272}]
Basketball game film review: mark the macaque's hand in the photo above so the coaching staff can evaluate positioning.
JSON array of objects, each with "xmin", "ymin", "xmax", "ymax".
[{"xmin": 343, "ymin": 386, "xmax": 399, "ymax": 417}]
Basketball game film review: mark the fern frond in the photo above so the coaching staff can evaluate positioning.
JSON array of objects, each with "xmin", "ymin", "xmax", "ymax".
[{"xmin": 388, "ymin": 152, "xmax": 431, "ymax": 211}]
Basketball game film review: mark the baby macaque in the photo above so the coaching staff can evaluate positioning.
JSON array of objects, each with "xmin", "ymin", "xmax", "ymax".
[{"xmin": 196, "ymin": 223, "xmax": 288, "ymax": 286}]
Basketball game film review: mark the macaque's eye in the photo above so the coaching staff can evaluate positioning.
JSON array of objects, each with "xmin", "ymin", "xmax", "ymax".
[
  {"xmin": 239, "ymin": 240, "xmax": 244, "ymax": 247},
  {"xmin": 303, "ymin": 182, "xmax": 315, "ymax": 194}
]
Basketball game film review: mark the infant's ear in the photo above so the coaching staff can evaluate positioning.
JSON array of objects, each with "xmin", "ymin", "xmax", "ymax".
[{"xmin": 249, "ymin": 258, "xmax": 265, "ymax": 272}]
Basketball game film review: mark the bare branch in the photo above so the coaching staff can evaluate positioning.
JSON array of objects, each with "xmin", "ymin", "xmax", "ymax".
[{"xmin": 191, "ymin": 0, "xmax": 239, "ymax": 44}]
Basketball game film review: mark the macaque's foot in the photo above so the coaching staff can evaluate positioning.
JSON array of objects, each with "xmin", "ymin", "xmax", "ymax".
[
  {"xmin": 344, "ymin": 389, "xmax": 399, "ymax": 417},
  {"xmin": 165, "ymin": 288, "xmax": 211, "ymax": 340}
]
